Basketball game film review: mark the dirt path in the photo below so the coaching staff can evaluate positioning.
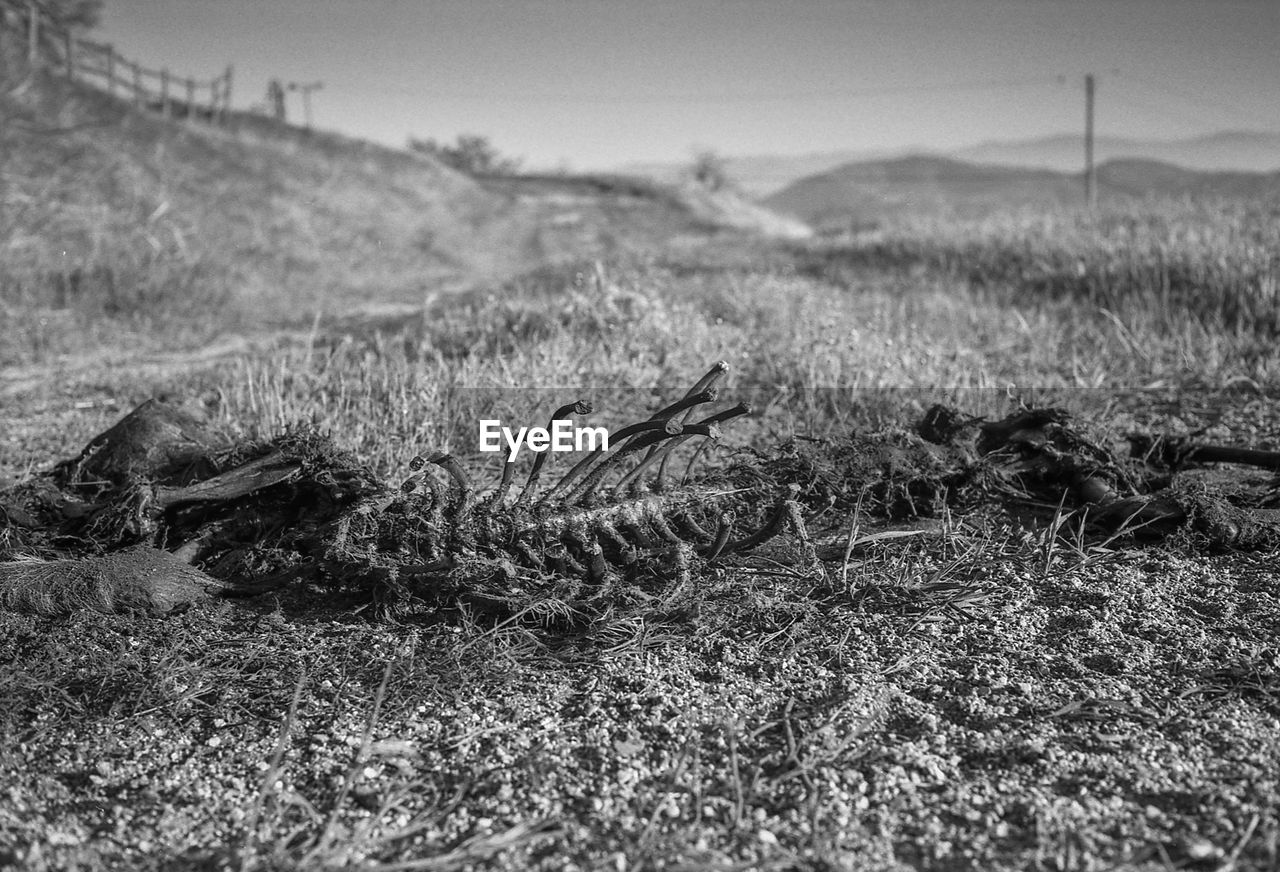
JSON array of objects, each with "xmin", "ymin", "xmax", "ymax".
[
  {"xmin": 0, "ymin": 302, "xmax": 437, "ymax": 484},
  {"xmin": 0, "ymin": 301, "xmax": 436, "ymax": 405},
  {"xmin": 0, "ymin": 335, "xmax": 257, "ymax": 405}
]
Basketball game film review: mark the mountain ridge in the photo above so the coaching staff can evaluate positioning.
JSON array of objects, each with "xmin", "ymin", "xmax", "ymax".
[
  {"xmin": 617, "ymin": 130, "xmax": 1280, "ymax": 198},
  {"xmin": 762, "ymin": 153, "xmax": 1280, "ymax": 231}
]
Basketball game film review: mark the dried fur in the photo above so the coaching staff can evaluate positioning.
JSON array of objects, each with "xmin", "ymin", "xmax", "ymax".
[{"xmin": 0, "ymin": 547, "xmax": 226, "ymax": 616}]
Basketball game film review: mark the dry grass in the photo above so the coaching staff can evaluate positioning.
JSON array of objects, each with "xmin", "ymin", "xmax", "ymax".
[
  {"xmin": 800, "ymin": 200, "xmax": 1280, "ymax": 335},
  {"xmin": 199, "ymin": 240, "xmax": 1280, "ymax": 480}
]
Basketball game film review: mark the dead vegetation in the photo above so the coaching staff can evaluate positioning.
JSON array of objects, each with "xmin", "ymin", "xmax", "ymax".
[{"xmin": 4, "ymin": 371, "xmax": 1278, "ymax": 631}]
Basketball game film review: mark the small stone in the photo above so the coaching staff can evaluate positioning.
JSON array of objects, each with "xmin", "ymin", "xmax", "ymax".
[{"xmin": 1183, "ymin": 840, "xmax": 1223, "ymax": 862}]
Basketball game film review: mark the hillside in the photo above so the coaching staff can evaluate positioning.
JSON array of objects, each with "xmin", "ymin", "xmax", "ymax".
[
  {"xmin": 762, "ymin": 155, "xmax": 1078, "ymax": 230},
  {"xmin": 763, "ymin": 154, "xmax": 1280, "ymax": 231},
  {"xmin": 1096, "ymin": 158, "xmax": 1280, "ymax": 200},
  {"xmin": 618, "ymin": 131, "xmax": 1280, "ymax": 198},
  {"xmin": 954, "ymin": 130, "xmax": 1280, "ymax": 175},
  {"xmin": 0, "ymin": 70, "xmax": 805, "ymax": 365}
]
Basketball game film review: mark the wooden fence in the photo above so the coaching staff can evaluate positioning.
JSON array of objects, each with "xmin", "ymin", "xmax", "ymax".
[{"xmin": 2, "ymin": 0, "xmax": 233, "ymax": 125}]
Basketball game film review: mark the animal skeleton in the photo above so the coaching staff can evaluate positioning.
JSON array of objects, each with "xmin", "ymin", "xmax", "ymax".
[{"xmin": 3, "ymin": 367, "xmax": 1278, "ymax": 619}]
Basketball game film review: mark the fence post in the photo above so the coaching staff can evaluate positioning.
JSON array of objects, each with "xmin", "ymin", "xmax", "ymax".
[
  {"xmin": 132, "ymin": 61, "xmax": 142, "ymax": 107},
  {"xmin": 27, "ymin": 0, "xmax": 38, "ymax": 65},
  {"xmin": 207, "ymin": 75, "xmax": 217, "ymax": 123},
  {"xmin": 106, "ymin": 45, "xmax": 115, "ymax": 96},
  {"xmin": 64, "ymin": 29, "xmax": 74, "ymax": 80},
  {"xmin": 161, "ymin": 68, "xmax": 170, "ymax": 117},
  {"xmin": 185, "ymin": 76, "xmax": 195, "ymax": 123},
  {"xmin": 222, "ymin": 65, "xmax": 233, "ymax": 124}
]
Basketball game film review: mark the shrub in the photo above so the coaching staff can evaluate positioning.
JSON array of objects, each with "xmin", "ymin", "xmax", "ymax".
[
  {"xmin": 407, "ymin": 134, "xmax": 522, "ymax": 176},
  {"xmin": 690, "ymin": 149, "xmax": 731, "ymax": 192}
]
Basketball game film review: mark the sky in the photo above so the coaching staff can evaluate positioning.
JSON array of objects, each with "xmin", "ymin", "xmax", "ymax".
[{"xmin": 94, "ymin": 0, "xmax": 1280, "ymax": 171}]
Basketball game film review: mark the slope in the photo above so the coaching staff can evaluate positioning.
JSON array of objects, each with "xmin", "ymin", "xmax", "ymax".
[{"xmin": 0, "ymin": 70, "xmax": 804, "ymax": 366}]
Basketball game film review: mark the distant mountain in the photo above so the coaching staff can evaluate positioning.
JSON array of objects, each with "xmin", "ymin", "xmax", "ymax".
[
  {"xmin": 953, "ymin": 131, "xmax": 1280, "ymax": 175},
  {"xmin": 618, "ymin": 148, "xmax": 905, "ymax": 199},
  {"xmin": 761, "ymin": 155, "xmax": 1074, "ymax": 229},
  {"xmin": 617, "ymin": 131, "xmax": 1280, "ymax": 199},
  {"xmin": 1096, "ymin": 158, "xmax": 1280, "ymax": 200},
  {"xmin": 762, "ymin": 154, "xmax": 1280, "ymax": 231}
]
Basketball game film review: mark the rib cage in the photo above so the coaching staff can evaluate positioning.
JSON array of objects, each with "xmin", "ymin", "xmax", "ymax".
[{"xmin": 323, "ymin": 362, "xmax": 814, "ymax": 617}]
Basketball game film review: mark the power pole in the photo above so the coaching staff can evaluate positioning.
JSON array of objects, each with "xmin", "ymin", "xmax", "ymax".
[
  {"xmin": 287, "ymin": 81, "xmax": 323, "ymax": 132},
  {"xmin": 267, "ymin": 79, "xmax": 286, "ymax": 122},
  {"xmin": 1084, "ymin": 73, "xmax": 1096, "ymax": 211}
]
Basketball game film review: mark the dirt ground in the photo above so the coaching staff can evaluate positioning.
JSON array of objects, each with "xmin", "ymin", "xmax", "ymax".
[{"xmin": 2, "ymin": 356, "xmax": 1279, "ymax": 871}]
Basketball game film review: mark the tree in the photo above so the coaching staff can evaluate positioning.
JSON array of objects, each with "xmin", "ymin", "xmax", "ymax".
[
  {"xmin": 690, "ymin": 149, "xmax": 731, "ymax": 192},
  {"xmin": 407, "ymin": 134, "xmax": 521, "ymax": 176}
]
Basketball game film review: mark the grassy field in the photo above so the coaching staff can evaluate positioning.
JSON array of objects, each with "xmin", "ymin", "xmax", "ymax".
[{"xmin": 3, "ymin": 75, "xmax": 1280, "ymax": 871}]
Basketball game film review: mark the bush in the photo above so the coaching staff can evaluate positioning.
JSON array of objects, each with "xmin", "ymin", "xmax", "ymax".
[
  {"xmin": 407, "ymin": 134, "xmax": 521, "ymax": 176},
  {"xmin": 690, "ymin": 149, "xmax": 731, "ymax": 192}
]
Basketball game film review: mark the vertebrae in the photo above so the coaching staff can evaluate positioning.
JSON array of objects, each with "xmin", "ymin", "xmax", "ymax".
[{"xmin": 322, "ymin": 362, "xmax": 814, "ymax": 617}]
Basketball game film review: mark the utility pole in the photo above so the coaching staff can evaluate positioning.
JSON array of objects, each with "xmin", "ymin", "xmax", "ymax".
[
  {"xmin": 267, "ymin": 79, "xmax": 286, "ymax": 122},
  {"xmin": 1084, "ymin": 73, "xmax": 1096, "ymax": 211},
  {"xmin": 287, "ymin": 81, "xmax": 323, "ymax": 132}
]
